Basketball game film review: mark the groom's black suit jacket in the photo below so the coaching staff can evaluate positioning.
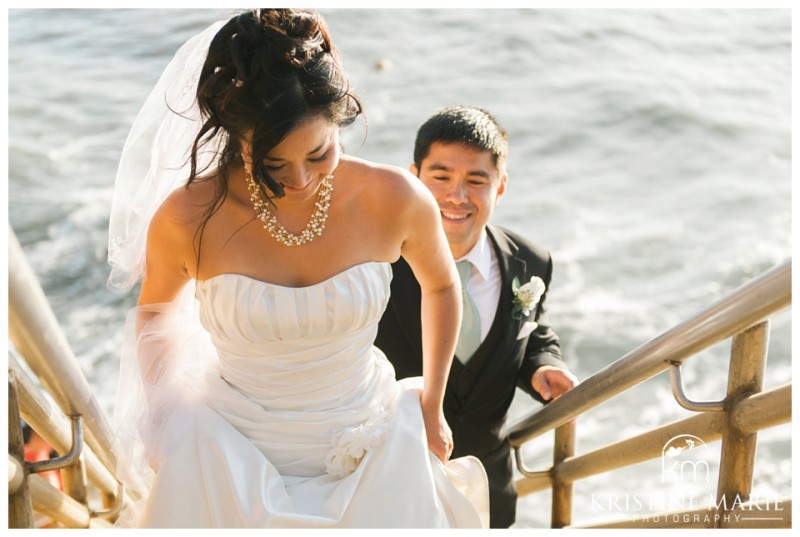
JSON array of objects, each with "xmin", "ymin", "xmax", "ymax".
[{"xmin": 375, "ymin": 225, "xmax": 567, "ymax": 528}]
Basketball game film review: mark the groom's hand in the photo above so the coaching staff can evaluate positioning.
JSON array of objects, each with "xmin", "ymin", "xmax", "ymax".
[{"xmin": 532, "ymin": 366, "xmax": 577, "ymax": 401}]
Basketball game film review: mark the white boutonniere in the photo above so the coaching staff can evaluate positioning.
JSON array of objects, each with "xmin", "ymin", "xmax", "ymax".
[{"xmin": 511, "ymin": 276, "xmax": 546, "ymax": 321}]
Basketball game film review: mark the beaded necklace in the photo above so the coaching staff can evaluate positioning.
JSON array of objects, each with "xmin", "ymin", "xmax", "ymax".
[{"xmin": 244, "ymin": 170, "xmax": 334, "ymax": 247}]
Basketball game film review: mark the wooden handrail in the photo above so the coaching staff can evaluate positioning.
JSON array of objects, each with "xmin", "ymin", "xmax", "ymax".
[
  {"xmin": 7, "ymin": 226, "xmax": 147, "ymax": 513},
  {"xmin": 22, "ymin": 469, "xmax": 112, "ymax": 529},
  {"xmin": 508, "ymin": 259, "xmax": 791, "ymax": 447},
  {"xmin": 9, "ymin": 230, "xmax": 114, "ymax": 466},
  {"xmin": 515, "ymin": 384, "xmax": 789, "ymax": 496},
  {"xmin": 509, "ymin": 258, "xmax": 791, "ymax": 528},
  {"xmin": 732, "ymin": 384, "xmax": 791, "ymax": 434},
  {"xmin": 8, "ymin": 352, "xmax": 119, "ymax": 496}
]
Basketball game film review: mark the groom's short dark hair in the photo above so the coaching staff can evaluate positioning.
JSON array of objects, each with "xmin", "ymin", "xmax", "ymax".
[{"xmin": 413, "ymin": 105, "xmax": 509, "ymax": 174}]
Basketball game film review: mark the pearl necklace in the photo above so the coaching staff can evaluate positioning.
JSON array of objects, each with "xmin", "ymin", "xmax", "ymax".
[{"xmin": 244, "ymin": 170, "xmax": 334, "ymax": 247}]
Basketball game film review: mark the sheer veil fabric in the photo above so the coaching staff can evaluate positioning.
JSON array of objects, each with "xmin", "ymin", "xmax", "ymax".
[
  {"xmin": 107, "ymin": 20, "xmax": 225, "ymax": 294},
  {"xmin": 108, "ymin": 22, "xmax": 225, "ymax": 523},
  {"xmin": 108, "ymin": 18, "xmax": 489, "ymax": 528}
]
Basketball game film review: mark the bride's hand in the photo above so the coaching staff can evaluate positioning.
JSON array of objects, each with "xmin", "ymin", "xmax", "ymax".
[{"xmin": 421, "ymin": 399, "xmax": 454, "ymax": 463}]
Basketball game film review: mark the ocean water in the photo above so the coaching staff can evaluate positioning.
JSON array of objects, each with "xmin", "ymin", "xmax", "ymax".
[{"xmin": 7, "ymin": 8, "xmax": 792, "ymax": 528}]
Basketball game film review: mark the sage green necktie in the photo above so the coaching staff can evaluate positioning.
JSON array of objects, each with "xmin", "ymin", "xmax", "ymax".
[{"xmin": 455, "ymin": 260, "xmax": 481, "ymax": 363}]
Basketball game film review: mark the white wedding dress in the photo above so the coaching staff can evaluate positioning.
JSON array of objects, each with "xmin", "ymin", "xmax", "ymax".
[{"xmin": 115, "ymin": 261, "xmax": 489, "ymax": 528}]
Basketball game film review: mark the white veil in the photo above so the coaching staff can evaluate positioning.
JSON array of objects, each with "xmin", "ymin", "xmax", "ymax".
[
  {"xmin": 107, "ymin": 19, "xmax": 227, "ymax": 525},
  {"xmin": 107, "ymin": 20, "xmax": 226, "ymax": 293}
]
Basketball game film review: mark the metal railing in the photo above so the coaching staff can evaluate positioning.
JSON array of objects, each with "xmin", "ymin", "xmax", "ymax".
[
  {"xmin": 508, "ymin": 258, "xmax": 792, "ymax": 528},
  {"xmin": 7, "ymin": 226, "xmax": 145, "ymax": 528}
]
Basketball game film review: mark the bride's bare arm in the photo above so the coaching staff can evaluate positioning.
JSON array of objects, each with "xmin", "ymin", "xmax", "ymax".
[
  {"xmin": 128, "ymin": 187, "xmax": 203, "ymax": 392},
  {"xmin": 396, "ymin": 171, "xmax": 461, "ymax": 463},
  {"xmin": 137, "ymin": 189, "xmax": 196, "ymax": 307}
]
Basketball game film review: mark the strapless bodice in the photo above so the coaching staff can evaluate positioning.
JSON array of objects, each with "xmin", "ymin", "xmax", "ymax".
[
  {"xmin": 195, "ymin": 261, "xmax": 392, "ymax": 343},
  {"xmin": 195, "ymin": 261, "xmax": 392, "ymax": 408},
  {"xmin": 193, "ymin": 261, "xmax": 398, "ymax": 477}
]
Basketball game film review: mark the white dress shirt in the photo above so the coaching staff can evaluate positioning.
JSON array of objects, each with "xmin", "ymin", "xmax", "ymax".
[{"xmin": 455, "ymin": 229, "xmax": 501, "ymax": 345}]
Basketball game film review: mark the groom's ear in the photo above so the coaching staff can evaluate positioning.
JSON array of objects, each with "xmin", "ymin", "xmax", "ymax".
[
  {"xmin": 496, "ymin": 173, "xmax": 508, "ymax": 199},
  {"xmin": 409, "ymin": 163, "xmax": 419, "ymax": 177}
]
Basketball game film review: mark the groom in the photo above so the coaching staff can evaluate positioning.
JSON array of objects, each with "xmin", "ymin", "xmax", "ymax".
[{"xmin": 375, "ymin": 105, "xmax": 576, "ymax": 528}]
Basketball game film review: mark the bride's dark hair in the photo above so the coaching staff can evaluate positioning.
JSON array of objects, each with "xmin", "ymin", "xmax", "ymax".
[
  {"xmin": 185, "ymin": 8, "xmax": 362, "ymax": 265},
  {"xmin": 191, "ymin": 9, "xmax": 360, "ymax": 192}
]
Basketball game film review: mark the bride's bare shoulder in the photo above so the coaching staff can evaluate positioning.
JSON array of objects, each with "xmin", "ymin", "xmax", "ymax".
[
  {"xmin": 152, "ymin": 176, "xmax": 221, "ymax": 232},
  {"xmin": 340, "ymin": 155, "xmax": 430, "ymax": 207}
]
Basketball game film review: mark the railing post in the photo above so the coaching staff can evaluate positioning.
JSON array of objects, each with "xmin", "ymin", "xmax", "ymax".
[
  {"xmin": 715, "ymin": 321, "xmax": 768, "ymax": 527},
  {"xmin": 8, "ymin": 374, "xmax": 34, "ymax": 528},
  {"xmin": 61, "ymin": 457, "xmax": 88, "ymax": 506},
  {"xmin": 551, "ymin": 420, "xmax": 575, "ymax": 528}
]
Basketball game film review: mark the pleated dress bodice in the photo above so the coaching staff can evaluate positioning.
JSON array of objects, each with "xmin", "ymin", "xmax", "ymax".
[{"xmin": 194, "ymin": 261, "xmax": 398, "ymax": 478}]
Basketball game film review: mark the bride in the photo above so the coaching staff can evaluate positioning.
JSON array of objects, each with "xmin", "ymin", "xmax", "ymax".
[{"xmin": 108, "ymin": 8, "xmax": 488, "ymax": 528}]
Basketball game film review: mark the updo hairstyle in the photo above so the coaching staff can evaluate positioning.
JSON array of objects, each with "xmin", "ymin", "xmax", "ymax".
[{"xmin": 189, "ymin": 8, "xmax": 362, "ymax": 199}]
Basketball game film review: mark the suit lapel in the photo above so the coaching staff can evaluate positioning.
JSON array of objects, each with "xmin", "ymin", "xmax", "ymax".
[{"xmin": 488, "ymin": 226, "xmax": 526, "ymax": 339}]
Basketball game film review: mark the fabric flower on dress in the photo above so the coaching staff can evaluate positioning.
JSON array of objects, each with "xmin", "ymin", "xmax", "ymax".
[
  {"xmin": 324, "ymin": 407, "xmax": 393, "ymax": 479},
  {"xmin": 511, "ymin": 275, "xmax": 546, "ymax": 320}
]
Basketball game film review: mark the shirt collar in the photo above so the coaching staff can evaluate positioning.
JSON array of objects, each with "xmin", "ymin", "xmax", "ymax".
[{"xmin": 455, "ymin": 229, "xmax": 492, "ymax": 282}]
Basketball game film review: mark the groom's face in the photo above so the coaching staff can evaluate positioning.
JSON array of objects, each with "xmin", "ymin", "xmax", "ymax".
[{"xmin": 411, "ymin": 142, "xmax": 507, "ymax": 259}]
